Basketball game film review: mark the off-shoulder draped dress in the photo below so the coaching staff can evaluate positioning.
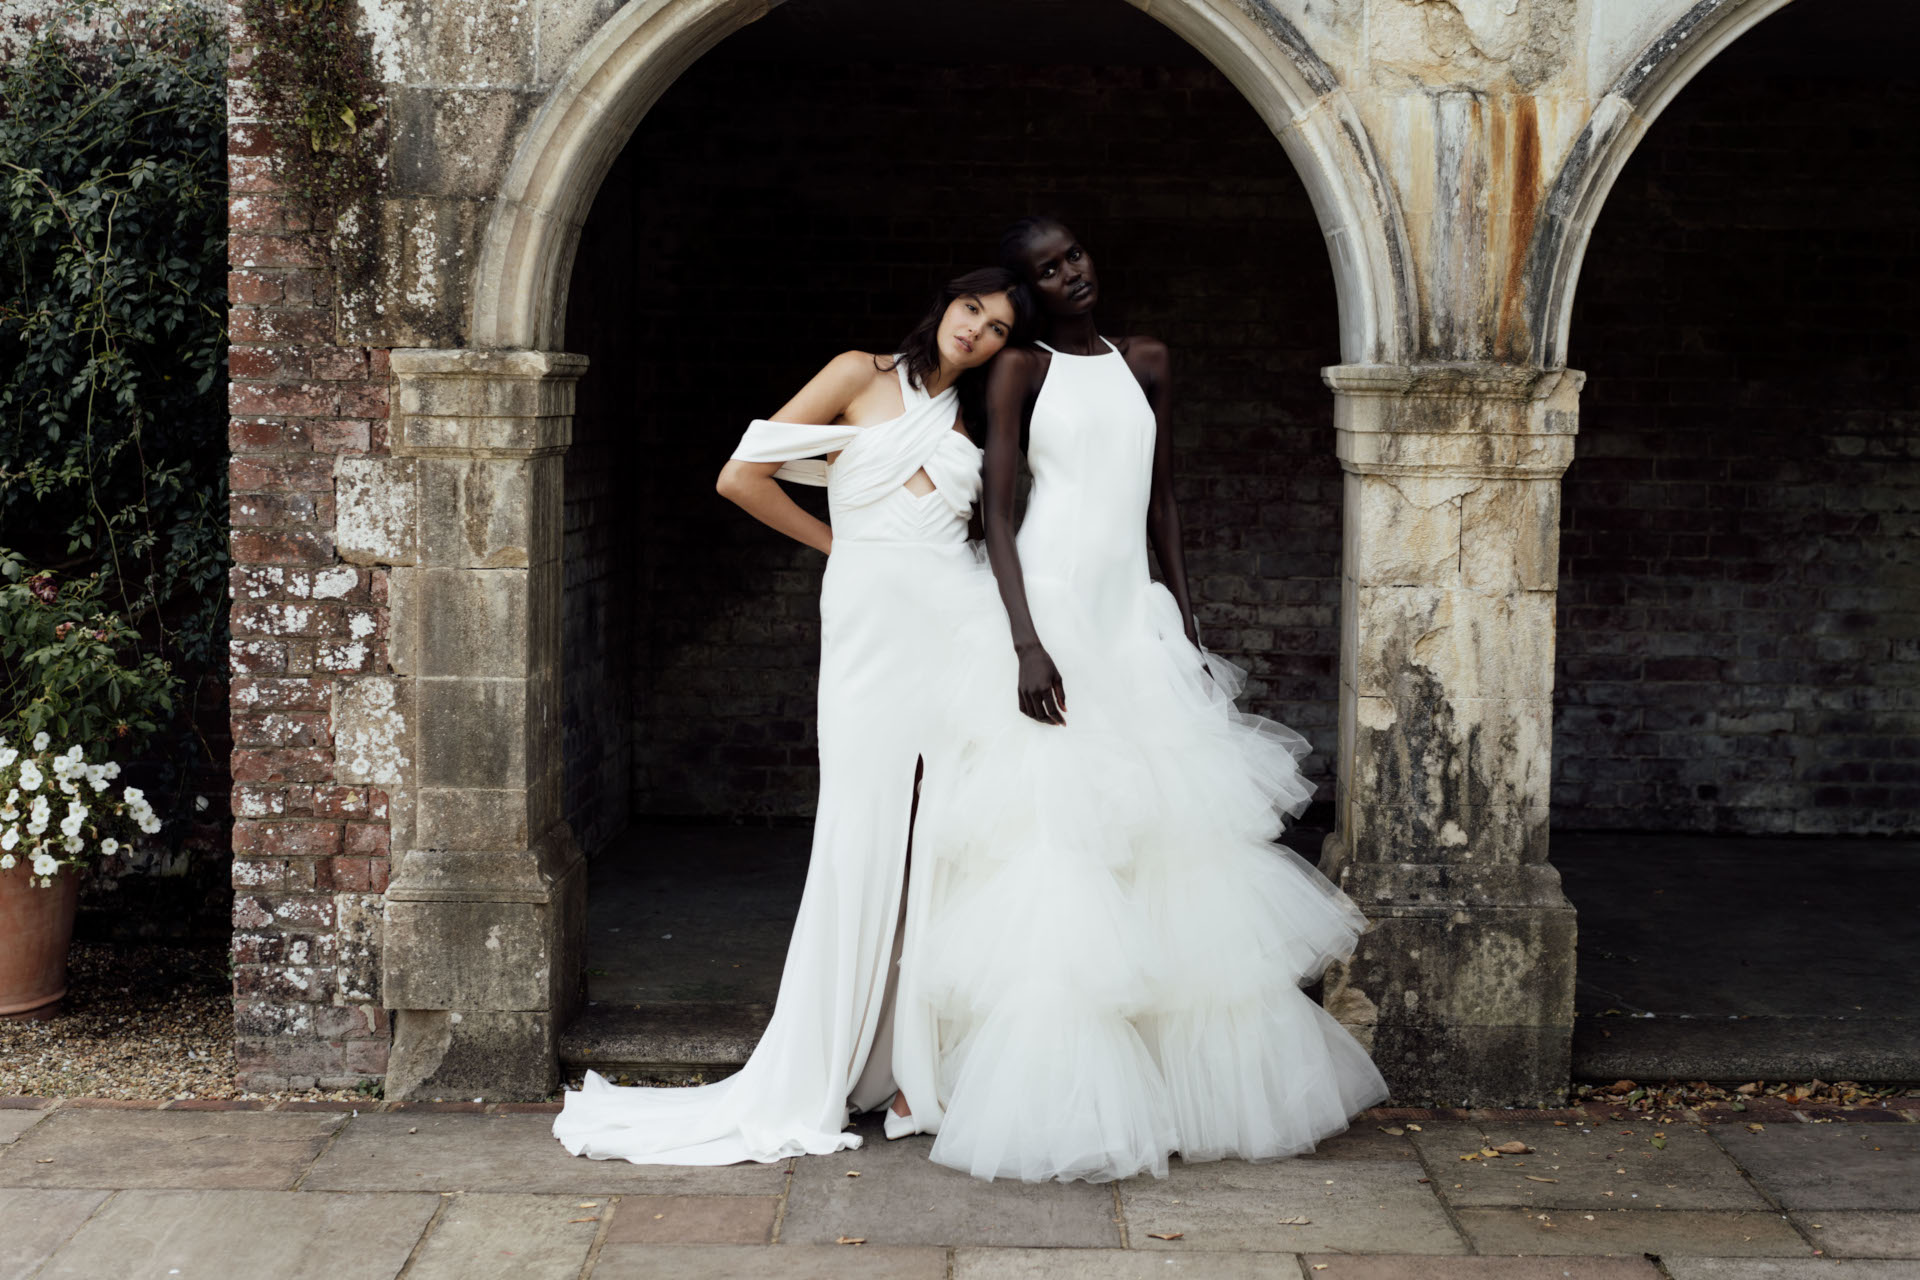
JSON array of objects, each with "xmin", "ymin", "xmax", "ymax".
[{"xmin": 553, "ymin": 359, "xmax": 983, "ymax": 1163}]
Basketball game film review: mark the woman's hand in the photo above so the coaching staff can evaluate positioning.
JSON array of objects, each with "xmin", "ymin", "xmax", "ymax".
[{"xmin": 1017, "ymin": 641, "xmax": 1067, "ymax": 725}]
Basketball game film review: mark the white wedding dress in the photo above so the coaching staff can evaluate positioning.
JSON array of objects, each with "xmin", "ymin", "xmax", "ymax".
[
  {"xmin": 552, "ymin": 360, "xmax": 983, "ymax": 1163},
  {"xmin": 912, "ymin": 338, "xmax": 1391, "ymax": 1182}
]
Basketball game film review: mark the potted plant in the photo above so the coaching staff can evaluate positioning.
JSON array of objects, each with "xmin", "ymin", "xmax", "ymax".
[{"xmin": 0, "ymin": 567, "xmax": 174, "ymax": 1018}]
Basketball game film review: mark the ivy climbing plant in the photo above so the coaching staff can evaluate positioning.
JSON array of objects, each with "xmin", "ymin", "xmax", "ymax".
[
  {"xmin": 0, "ymin": 0, "xmax": 228, "ymax": 816},
  {"xmin": 239, "ymin": 0, "xmax": 384, "ymax": 222}
]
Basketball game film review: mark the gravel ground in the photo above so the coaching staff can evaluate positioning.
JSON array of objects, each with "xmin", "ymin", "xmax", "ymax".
[{"xmin": 0, "ymin": 940, "xmax": 364, "ymax": 1102}]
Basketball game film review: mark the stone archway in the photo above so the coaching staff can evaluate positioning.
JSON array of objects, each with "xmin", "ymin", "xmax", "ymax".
[
  {"xmin": 376, "ymin": 0, "xmax": 1413, "ymax": 1102},
  {"xmin": 1523, "ymin": 0, "xmax": 1801, "ymax": 369}
]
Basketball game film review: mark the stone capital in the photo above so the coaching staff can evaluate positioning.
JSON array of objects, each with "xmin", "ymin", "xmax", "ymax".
[
  {"xmin": 390, "ymin": 348, "xmax": 590, "ymax": 459},
  {"xmin": 1325, "ymin": 362, "xmax": 1584, "ymax": 480}
]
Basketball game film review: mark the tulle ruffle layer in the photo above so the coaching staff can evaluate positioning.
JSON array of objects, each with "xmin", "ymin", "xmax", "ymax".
[{"xmin": 913, "ymin": 578, "xmax": 1389, "ymax": 1182}]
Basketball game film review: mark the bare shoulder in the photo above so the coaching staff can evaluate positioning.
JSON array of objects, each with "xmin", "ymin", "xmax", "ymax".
[
  {"xmin": 1115, "ymin": 334, "xmax": 1169, "ymax": 372},
  {"xmin": 986, "ymin": 345, "xmax": 1046, "ymax": 392},
  {"xmin": 821, "ymin": 349, "xmax": 890, "ymax": 389}
]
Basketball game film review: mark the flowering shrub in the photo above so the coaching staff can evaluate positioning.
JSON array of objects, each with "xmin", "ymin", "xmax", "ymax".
[{"xmin": 0, "ymin": 731, "xmax": 160, "ymax": 888}]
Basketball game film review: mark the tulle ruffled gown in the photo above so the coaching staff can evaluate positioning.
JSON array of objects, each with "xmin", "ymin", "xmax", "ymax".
[
  {"xmin": 552, "ymin": 362, "xmax": 983, "ymax": 1164},
  {"xmin": 913, "ymin": 338, "xmax": 1390, "ymax": 1183}
]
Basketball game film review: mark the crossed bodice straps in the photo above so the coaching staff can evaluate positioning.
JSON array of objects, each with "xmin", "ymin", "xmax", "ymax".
[{"xmin": 730, "ymin": 358, "xmax": 982, "ymax": 519}]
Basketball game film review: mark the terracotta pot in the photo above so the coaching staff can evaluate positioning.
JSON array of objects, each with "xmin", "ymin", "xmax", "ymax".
[{"xmin": 0, "ymin": 860, "xmax": 82, "ymax": 1019}]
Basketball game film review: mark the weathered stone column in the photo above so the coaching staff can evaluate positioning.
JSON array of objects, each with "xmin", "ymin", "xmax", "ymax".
[
  {"xmin": 1317, "ymin": 362, "xmax": 1582, "ymax": 1107},
  {"xmin": 377, "ymin": 349, "xmax": 589, "ymax": 1101}
]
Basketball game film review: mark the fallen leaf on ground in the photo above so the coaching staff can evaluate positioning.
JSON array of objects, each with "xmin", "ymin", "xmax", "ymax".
[
  {"xmin": 836, "ymin": 1236, "xmax": 867, "ymax": 1246},
  {"xmin": 845, "ymin": 1170, "xmax": 861, "ymax": 1177},
  {"xmin": 1492, "ymin": 1141, "xmax": 1532, "ymax": 1155},
  {"xmin": 1276, "ymin": 1215, "xmax": 1311, "ymax": 1225},
  {"xmin": 1405, "ymin": 1124, "xmax": 1423, "ymax": 1131},
  {"xmin": 1379, "ymin": 1126, "xmax": 1405, "ymax": 1136},
  {"xmin": 1525, "ymin": 1175, "xmax": 1559, "ymax": 1183},
  {"xmin": 1313, "ymin": 1267, "xmax": 1330, "ymax": 1273},
  {"xmin": 1650, "ymin": 1136, "xmax": 1668, "ymax": 1150},
  {"xmin": 567, "ymin": 1217, "xmax": 596, "ymax": 1224},
  {"xmin": 1747, "ymin": 1123, "xmax": 1765, "ymax": 1132},
  {"xmin": 1147, "ymin": 1231, "xmax": 1185, "ymax": 1240},
  {"xmin": 574, "ymin": 1202, "xmax": 597, "ymax": 1209}
]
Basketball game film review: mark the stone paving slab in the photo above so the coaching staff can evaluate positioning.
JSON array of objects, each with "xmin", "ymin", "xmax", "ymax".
[
  {"xmin": 1456, "ymin": 1207, "xmax": 1809, "ymax": 1256},
  {"xmin": 590, "ymin": 1243, "xmax": 949, "ymax": 1278},
  {"xmin": 952, "ymin": 1249, "xmax": 1304, "ymax": 1278},
  {"xmin": 301, "ymin": 1112, "xmax": 788, "ymax": 1195},
  {"xmin": 604, "ymin": 1193, "xmax": 780, "ymax": 1243},
  {"xmin": 1410, "ymin": 1119, "xmax": 1764, "ymax": 1210},
  {"xmin": 1790, "ymin": 1211, "xmax": 1920, "ymax": 1259},
  {"xmin": 32, "ymin": 1189, "xmax": 440, "ymax": 1280},
  {"xmin": 0, "ymin": 1111, "xmax": 45, "ymax": 1146},
  {"xmin": 781, "ymin": 1119, "xmax": 1119, "ymax": 1248},
  {"xmin": 0, "ymin": 1188, "xmax": 108, "ymax": 1280},
  {"xmin": 1120, "ymin": 1156, "xmax": 1464, "ymax": 1254},
  {"xmin": 1664, "ymin": 1262, "xmax": 1920, "ymax": 1279},
  {"xmin": 1301, "ymin": 1258, "xmax": 1663, "ymax": 1279},
  {"xmin": 1712, "ymin": 1123, "xmax": 1920, "ymax": 1211},
  {"xmin": 401, "ymin": 1192, "xmax": 603, "ymax": 1280},
  {"xmin": 0, "ymin": 1108, "xmax": 345, "ymax": 1189},
  {"xmin": 1299, "ymin": 1125, "xmax": 1422, "ymax": 1162}
]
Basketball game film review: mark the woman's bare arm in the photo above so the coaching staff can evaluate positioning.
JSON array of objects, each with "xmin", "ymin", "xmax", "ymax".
[
  {"xmin": 982, "ymin": 350, "xmax": 1067, "ymax": 725},
  {"xmin": 714, "ymin": 352, "xmax": 876, "ymax": 556}
]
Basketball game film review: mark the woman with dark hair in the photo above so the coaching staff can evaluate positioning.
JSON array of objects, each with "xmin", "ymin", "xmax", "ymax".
[
  {"xmin": 910, "ymin": 221, "xmax": 1389, "ymax": 1183},
  {"xmin": 553, "ymin": 268, "xmax": 1024, "ymax": 1166}
]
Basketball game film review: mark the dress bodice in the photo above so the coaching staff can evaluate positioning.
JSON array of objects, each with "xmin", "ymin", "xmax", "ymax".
[
  {"xmin": 1017, "ymin": 338, "xmax": 1157, "ymax": 602},
  {"xmin": 732, "ymin": 357, "xmax": 982, "ymax": 545}
]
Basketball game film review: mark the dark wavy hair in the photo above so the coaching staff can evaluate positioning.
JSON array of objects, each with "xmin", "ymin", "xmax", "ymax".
[
  {"xmin": 997, "ymin": 214, "xmax": 1072, "ymax": 283},
  {"xmin": 880, "ymin": 266, "xmax": 1032, "ymax": 443}
]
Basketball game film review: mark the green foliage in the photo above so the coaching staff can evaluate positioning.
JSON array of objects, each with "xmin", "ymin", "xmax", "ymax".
[
  {"xmin": 0, "ymin": 1, "xmax": 228, "ymax": 819},
  {"xmin": 241, "ymin": 0, "xmax": 382, "ymax": 220},
  {"xmin": 0, "ymin": 553, "xmax": 175, "ymax": 755}
]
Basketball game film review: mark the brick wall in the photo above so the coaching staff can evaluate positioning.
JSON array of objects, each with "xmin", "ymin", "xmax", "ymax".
[
  {"xmin": 563, "ymin": 51, "xmax": 1342, "ymax": 826},
  {"xmin": 224, "ymin": 11, "xmax": 393, "ymax": 1090},
  {"xmin": 1555, "ymin": 12, "xmax": 1920, "ymax": 834}
]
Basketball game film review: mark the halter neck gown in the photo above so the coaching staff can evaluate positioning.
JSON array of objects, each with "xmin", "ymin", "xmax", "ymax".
[
  {"xmin": 914, "ymin": 338, "xmax": 1390, "ymax": 1182},
  {"xmin": 553, "ymin": 359, "xmax": 983, "ymax": 1163}
]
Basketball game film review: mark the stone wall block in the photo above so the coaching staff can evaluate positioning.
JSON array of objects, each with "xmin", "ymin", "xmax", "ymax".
[
  {"xmin": 1355, "ymin": 587, "xmax": 1557, "ymax": 701},
  {"xmin": 333, "ymin": 891, "xmax": 386, "ymax": 1003},
  {"xmin": 1346, "ymin": 472, "xmax": 1468, "ymax": 587},
  {"xmin": 382, "ymin": 898, "xmax": 552, "ymax": 1010},
  {"xmin": 416, "ymin": 678, "xmax": 528, "ymax": 790},
  {"xmin": 414, "ymin": 786, "xmax": 533, "ymax": 850},
  {"xmin": 333, "ymin": 677, "xmax": 415, "ymax": 852},
  {"xmin": 338, "ymin": 198, "xmax": 485, "ymax": 348},
  {"xmin": 383, "ymin": 1009, "xmax": 555, "ymax": 1102},
  {"xmin": 413, "ymin": 568, "xmax": 532, "ymax": 676},
  {"xmin": 388, "ymin": 87, "xmax": 542, "ymax": 198},
  {"xmin": 1460, "ymin": 479, "xmax": 1560, "ymax": 593},
  {"xmin": 417, "ymin": 457, "xmax": 562, "ymax": 568},
  {"xmin": 360, "ymin": 0, "xmax": 536, "ymax": 91},
  {"xmin": 333, "ymin": 457, "xmax": 419, "ymax": 566}
]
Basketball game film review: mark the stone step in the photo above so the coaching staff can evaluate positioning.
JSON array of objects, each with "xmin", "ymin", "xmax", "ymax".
[
  {"xmin": 1574, "ymin": 1015, "xmax": 1920, "ymax": 1083},
  {"xmin": 557, "ymin": 1001, "xmax": 765, "ymax": 1080}
]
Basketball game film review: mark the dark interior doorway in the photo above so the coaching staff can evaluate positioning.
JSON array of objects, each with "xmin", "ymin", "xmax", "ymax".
[
  {"xmin": 1556, "ymin": 0, "xmax": 1920, "ymax": 1081},
  {"xmin": 554, "ymin": 0, "xmax": 1345, "ymax": 1075}
]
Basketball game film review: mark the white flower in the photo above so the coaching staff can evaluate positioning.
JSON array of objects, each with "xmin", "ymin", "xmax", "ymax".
[
  {"xmin": 31, "ymin": 852, "xmax": 57, "ymax": 877},
  {"xmin": 103, "ymin": 761, "xmax": 120, "ymax": 779},
  {"xmin": 123, "ymin": 786, "xmax": 145, "ymax": 805},
  {"xmin": 26, "ymin": 819, "xmax": 47, "ymax": 837},
  {"xmin": 0, "ymin": 829, "xmax": 15, "ymax": 852},
  {"xmin": 18, "ymin": 761, "xmax": 42, "ymax": 791},
  {"xmin": 29, "ymin": 796, "xmax": 49, "ymax": 820},
  {"xmin": 58, "ymin": 779, "xmax": 79, "ymax": 797},
  {"xmin": 141, "ymin": 816, "xmax": 162, "ymax": 834},
  {"xmin": 63, "ymin": 834, "xmax": 83, "ymax": 854},
  {"xmin": 0, "ymin": 746, "xmax": 15, "ymax": 768},
  {"xmin": 50, "ymin": 754, "xmax": 71, "ymax": 779},
  {"xmin": 31, "ymin": 731, "xmax": 49, "ymax": 751},
  {"xmin": 64, "ymin": 745, "xmax": 82, "ymax": 761},
  {"xmin": 99, "ymin": 838, "xmax": 118, "ymax": 856},
  {"xmin": 195, "ymin": 795, "xmax": 209, "ymax": 812},
  {"xmin": 86, "ymin": 766, "xmax": 108, "ymax": 792},
  {"xmin": 0, "ymin": 854, "xmax": 12, "ymax": 870},
  {"xmin": 0, "ymin": 801, "xmax": 15, "ymax": 823},
  {"xmin": 59, "ymin": 816, "xmax": 82, "ymax": 839}
]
